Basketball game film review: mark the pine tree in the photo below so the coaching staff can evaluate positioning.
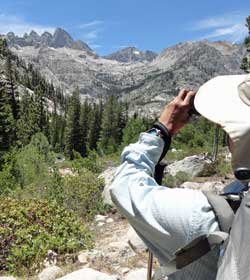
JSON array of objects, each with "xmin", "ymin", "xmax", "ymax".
[
  {"xmin": 16, "ymin": 91, "xmax": 39, "ymax": 146},
  {"xmin": 64, "ymin": 88, "xmax": 81, "ymax": 159},
  {"xmin": 88, "ymin": 102, "xmax": 102, "ymax": 151},
  {"xmin": 33, "ymin": 83, "xmax": 50, "ymax": 138},
  {"xmin": 98, "ymin": 95, "xmax": 118, "ymax": 154},
  {"xmin": 115, "ymin": 102, "xmax": 128, "ymax": 145},
  {"xmin": 121, "ymin": 116, "xmax": 146, "ymax": 148},
  {"xmin": 241, "ymin": 15, "xmax": 250, "ymax": 73},
  {"xmin": 49, "ymin": 84, "xmax": 60, "ymax": 149},
  {"xmin": 0, "ymin": 39, "xmax": 8, "ymax": 57},
  {"xmin": 5, "ymin": 54, "xmax": 19, "ymax": 142},
  {"xmin": 79, "ymin": 99, "xmax": 90, "ymax": 157},
  {"xmin": 0, "ymin": 78, "xmax": 15, "ymax": 165}
]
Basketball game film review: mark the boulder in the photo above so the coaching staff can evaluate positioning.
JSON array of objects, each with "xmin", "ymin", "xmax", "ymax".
[
  {"xmin": 56, "ymin": 268, "xmax": 119, "ymax": 280},
  {"xmin": 95, "ymin": 214, "xmax": 108, "ymax": 222},
  {"xmin": 166, "ymin": 155, "xmax": 214, "ymax": 178},
  {"xmin": 181, "ymin": 181, "xmax": 225, "ymax": 194},
  {"xmin": 38, "ymin": 266, "xmax": 63, "ymax": 280},
  {"xmin": 77, "ymin": 252, "xmax": 89, "ymax": 265},
  {"xmin": 99, "ymin": 167, "xmax": 118, "ymax": 206},
  {"xmin": 126, "ymin": 226, "xmax": 147, "ymax": 252},
  {"xmin": 124, "ymin": 268, "xmax": 148, "ymax": 280},
  {"xmin": 106, "ymin": 218, "xmax": 114, "ymax": 223}
]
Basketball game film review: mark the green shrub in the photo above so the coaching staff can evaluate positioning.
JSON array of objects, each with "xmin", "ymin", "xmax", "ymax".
[
  {"xmin": 0, "ymin": 198, "xmax": 93, "ymax": 275},
  {"xmin": 72, "ymin": 150, "xmax": 102, "ymax": 174},
  {"xmin": 0, "ymin": 133, "xmax": 53, "ymax": 195},
  {"xmin": 62, "ymin": 169, "xmax": 105, "ymax": 220},
  {"xmin": 215, "ymin": 157, "xmax": 232, "ymax": 176},
  {"xmin": 0, "ymin": 149, "xmax": 20, "ymax": 196}
]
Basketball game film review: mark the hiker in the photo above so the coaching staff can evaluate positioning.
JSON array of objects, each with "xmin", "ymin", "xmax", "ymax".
[{"xmin": 110, "ymin": 74, "xmax": 250, "ymax": 280}]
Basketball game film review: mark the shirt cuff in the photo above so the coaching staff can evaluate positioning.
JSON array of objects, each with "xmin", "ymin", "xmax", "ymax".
[{"xmin": 121, "ymin": 133, "xmax": 165, "ymax": 172}]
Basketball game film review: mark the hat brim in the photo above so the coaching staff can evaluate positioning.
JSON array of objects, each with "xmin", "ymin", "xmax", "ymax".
[
  {"xmin": 194, "ymin": 75, "xmax": 250, "ymax": 130},
  {"xmin": 194, "ymin": 74, "xmax": 250, "ymax": 171}
]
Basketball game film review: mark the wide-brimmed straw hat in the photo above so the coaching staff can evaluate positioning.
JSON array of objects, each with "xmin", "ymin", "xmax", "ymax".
[{"xmin": 194, "ymin": 74, "xmax": 250, "ymax": 172}]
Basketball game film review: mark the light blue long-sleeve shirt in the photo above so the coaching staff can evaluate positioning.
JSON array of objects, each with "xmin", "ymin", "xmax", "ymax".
[{"xmin": 110, "ymin": 133, "xmax": 220, "ymax": 279}]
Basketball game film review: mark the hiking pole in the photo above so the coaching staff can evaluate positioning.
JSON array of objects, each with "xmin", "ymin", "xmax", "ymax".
[
  {"xmin": 147, "ymin": 162, "xmax": 167, "ymax": 280},
  {"xmin": 212, "ymin": 125, "xmax": 220, "ymax": 162},
  {"xmin": 147, "ymin": 251, "xmax": 153, "ymax": 280}
]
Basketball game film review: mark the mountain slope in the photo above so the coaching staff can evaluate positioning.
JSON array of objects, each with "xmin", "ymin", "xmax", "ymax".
[
  {"xmin": 104, "ymin": 47, "xmax": 157, "ymax": 63},
  {"xmin": 4, "ymin": 30, "xmax": 245, "ymax": 115}
]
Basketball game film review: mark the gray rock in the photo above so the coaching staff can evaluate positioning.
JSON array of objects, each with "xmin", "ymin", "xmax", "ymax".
[
  {"xmin": 126, "ymin": 226, "xmax": 147, "ymax": 252},
  {"xmin": 38, "ymin": 266, "xmax": 63, "ymax": 280},
  {"xmin": 56, "ymin": 268, "xmax": 119, "ymax": 280},
  {"xmin": 95, "ymin": 214, "xmax": 108, "ymax": 222},
  {"xmin": 166, "ymin": 155, "xmax": 214, "ymax": 178},
  {"xmin": 77, "ymin": 252, "xmax": 89, "ymax": 265},
  {"xmin": 106, "ymin": 218, "xmax": 114, "ymax": 223},
  {"xmin": 0, "ymin": 277, "xmax": 17, "ymax": 280},
  {"xmin": 181, "ymin": 181, "xmax": 225, "ymax": 194},
  {"xmin": 99, "ymin": 167, "xmax": 118, "ymax": 206},
  {"xmin": 124, "ymin": 268, "xmax": 148, "ymax": 280},
  {"xmin": 97, "ymin": 222, "xmax": 105, "ymax": 227}
]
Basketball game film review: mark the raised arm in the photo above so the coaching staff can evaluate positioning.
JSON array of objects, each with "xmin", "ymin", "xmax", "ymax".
[{"xmin": 110, "ymin": 90, "xmax": 218, "ymax": 264}]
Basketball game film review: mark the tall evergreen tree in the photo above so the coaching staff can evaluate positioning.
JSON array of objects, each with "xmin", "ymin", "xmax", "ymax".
[
  {"xmin": 88, "ymin": 102, "xmax": 102, "ymax": 151},
  {"xmin": 33, "ymin": 82, "xmax": 50, "ymax": 138},
  {"xmin": 79, "ymin": 99, "xmax": 90, "ymax": 157},
  {"xmin": 115, "ymin": 102, "xmax": 128, "ymax": 145},
  {"xmin": 16, "ymin": 91, "xmax": 39, "ymax": 146},
  {"xmin": 98, "ymin": 95, "xmax": 118, "ymax": 154},
  {"xmin": 0, "ymin": 78, "xmax": 15, "ymax": 165},
  {"xmin": 5, "ymin": 55, "xmax": 19, "ymax": 120},
  {"xmin": 0, "ymin": 39, "xmax": 8, "ymax": 57},
  {"xmin": 64, "ymin": 88, "xmax": 81, "ymax": 159},
  {"xmin": 241, "ymin": 15, "xmax": 250, "ymax": 73},
  {"xmin": 121, "ymin": 116, "xmax": 146, "ymax": 148}
]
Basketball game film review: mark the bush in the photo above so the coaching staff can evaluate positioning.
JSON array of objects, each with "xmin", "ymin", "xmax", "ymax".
[
  {"xmin": 215, "ymin": 156, "xmax": 232, "ymax": 176},
  {"xmin": 0, "ymin": 149, "xmax": 20, "ymax": 196},
  {"xmin": 0, "ymin": 198, "xmax": 93, "ymax": 275},
  {"xmin": 62, "ymin": 170, "xmax": 105, "ymax": 220},
  {"xmin": 0, "ymin": 133, "xmax": 53, "ymax": 195},
  {"xmin": 72, "ymin": 150, "xmax": 102, "ymax": 174}
]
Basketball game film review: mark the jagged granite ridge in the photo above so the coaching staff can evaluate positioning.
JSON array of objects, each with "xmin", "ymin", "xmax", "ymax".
[{"xmin": 4, "ymin": 28, "xmax": 93, "ymax": 53}]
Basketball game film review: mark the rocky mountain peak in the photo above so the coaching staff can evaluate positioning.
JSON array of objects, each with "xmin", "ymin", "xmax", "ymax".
[
  {"xmin": 51, "ymin": 28, "xmax": 74, "ymax": 48},
  {"xmin": 104, "ymin": 47, "xmax": 157, "ymax": 63},
  {"xmin": 4, "ymin": 28, "xmax": 93, "ymax": 52},
  {"xmin": 29, "ymin": 30, "xmax": 39, "ymax": 40}
]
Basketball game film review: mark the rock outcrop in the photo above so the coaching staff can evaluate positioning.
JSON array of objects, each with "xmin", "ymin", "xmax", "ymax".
[
  {"xmin": 180, "ymin": 181, "xmax": 225, "ymax": 194},
  {"xmin": 99, "ymin": 167, "xmax": 118, "ymax": 206},
  {"xmin": 56, "ymin": 268, "xmax": 119, "ymax": 280},
  {"xmin": 165, "ymin": 154, "xmax": 214, "ymax": 178},
  {"xmin": 38, "ymin": 266, "xmax": 63, "ymax": 280}
]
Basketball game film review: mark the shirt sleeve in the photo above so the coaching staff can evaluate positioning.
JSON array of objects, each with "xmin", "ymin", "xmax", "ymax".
[{"xmin": 110, "ymin": 133, "xmax": 218, "ymax": 265}]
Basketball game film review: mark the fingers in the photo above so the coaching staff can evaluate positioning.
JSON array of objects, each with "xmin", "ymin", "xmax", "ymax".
[
  {"xmin": 184, "ymin": 91, "xmax": 196, "ymax": 105},
  {"xmin": 178, "ymin": 89, "xmax": 189, "ymax": 100}
]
